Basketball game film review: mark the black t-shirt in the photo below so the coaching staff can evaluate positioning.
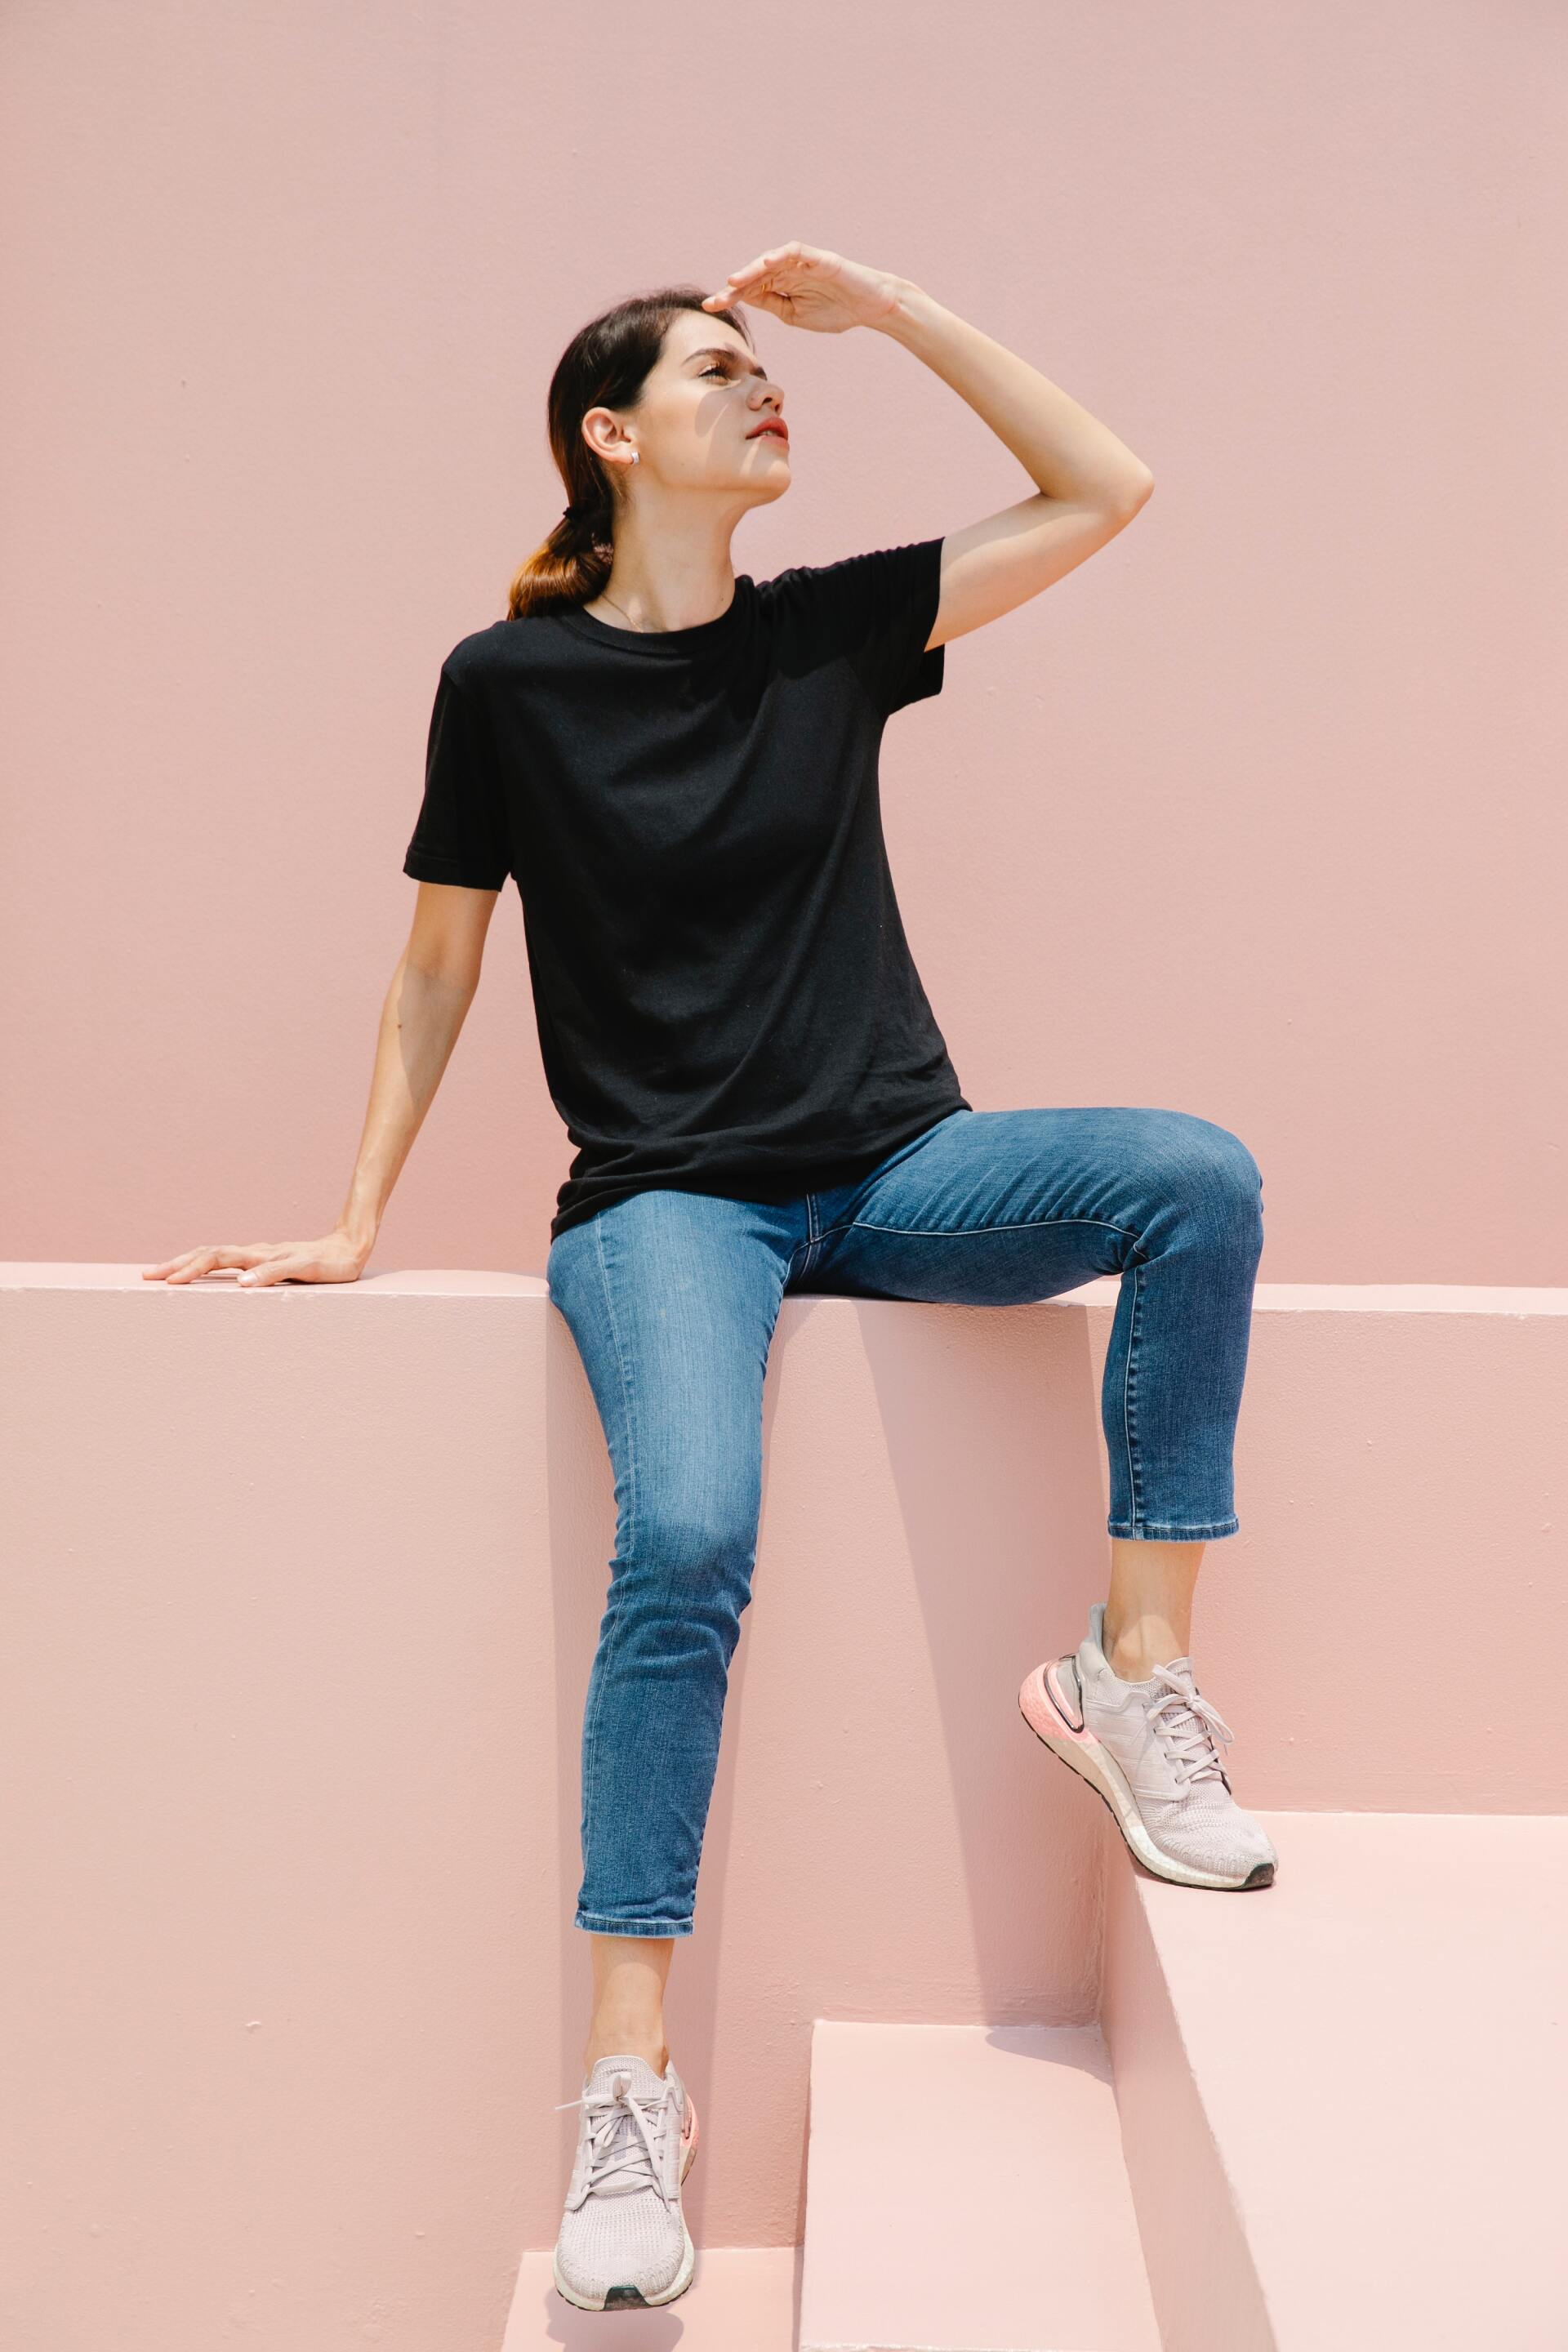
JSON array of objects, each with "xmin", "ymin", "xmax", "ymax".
[{"xmin": 402, "ymin": 533, "xmax": 971, "ymax": 1241}]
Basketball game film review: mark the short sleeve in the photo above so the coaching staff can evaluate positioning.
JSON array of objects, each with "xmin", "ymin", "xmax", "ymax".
[
  {"xmin": 764, "ymin": 535, "xmax": 947, "ymax": 716},
  {"xmin": 402, "ymin": 657, "xmax": 511, "ymax": 890}
]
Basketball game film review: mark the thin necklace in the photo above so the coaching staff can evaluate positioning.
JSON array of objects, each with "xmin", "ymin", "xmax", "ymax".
[
  {"xmin": 594, "ymin": 590, "xmax": 646, "ymax": 632},
  {"xmin": 592, "ymin": 584, "xmax": 736, "ymax": 633}
]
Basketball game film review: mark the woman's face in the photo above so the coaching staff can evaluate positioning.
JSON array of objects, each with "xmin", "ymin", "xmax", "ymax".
[{"xmin": 588, "ymin": 312, "xmax": 791, "ymax": 507}]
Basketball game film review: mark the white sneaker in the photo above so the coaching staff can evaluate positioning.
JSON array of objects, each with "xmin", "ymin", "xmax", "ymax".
[
  {"xmin": 551, "ymin": 2051, "xmax": 700, "ymax": 2310},
  {"xmin": 1019, "ymin": 1599, "xmax": 1278, "ymax": 1890}
]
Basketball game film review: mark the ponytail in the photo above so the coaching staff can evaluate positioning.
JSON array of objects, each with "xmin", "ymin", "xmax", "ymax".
[{"xmin": 507, "ymin": 482, "xmax": 616, "ymax": 621}]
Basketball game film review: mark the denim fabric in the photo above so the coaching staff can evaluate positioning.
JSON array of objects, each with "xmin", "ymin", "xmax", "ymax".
[{"xmin": 545, "ymin": 1104, "xmax": 1264, "ymax": 1938}]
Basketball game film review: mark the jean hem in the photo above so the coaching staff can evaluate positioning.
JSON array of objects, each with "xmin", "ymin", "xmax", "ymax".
[
  {"xmin": 575, "ymin": 1911, "xmax": 694, "ymax": 1938},
  {"xmin": 1107, "ymin": 1516, "xmax": 1239, "ymax": 1540}
]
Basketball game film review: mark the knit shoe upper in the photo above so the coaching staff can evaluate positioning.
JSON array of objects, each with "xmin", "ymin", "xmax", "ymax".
[
  {"xmin": 552, "ymin": 2051, "xmax": 697, "ymax": 2309},
  {"xmin": 1069, "ymin": 1600, "xmax": 1278, "ymax": 1882}
]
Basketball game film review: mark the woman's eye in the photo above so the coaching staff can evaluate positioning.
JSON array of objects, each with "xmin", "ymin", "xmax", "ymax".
[{"xmin": 702, "ymin": 365, "xmax": 728, "ymax": 379}]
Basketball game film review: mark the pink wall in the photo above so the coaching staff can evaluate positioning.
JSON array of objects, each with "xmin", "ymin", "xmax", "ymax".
[{"xmin": 3, "ymin": 1, "xmax": 1563, "ymax": 1281}]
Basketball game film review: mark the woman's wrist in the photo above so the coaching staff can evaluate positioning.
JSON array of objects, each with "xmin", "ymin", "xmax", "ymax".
[
  {"xmin": 871, "ymin": 277, "xmax": 948, "ymax": 346},
  {"xmin": 335, "ymin": 1213, "xmax": 379, "ymax": 1267}
]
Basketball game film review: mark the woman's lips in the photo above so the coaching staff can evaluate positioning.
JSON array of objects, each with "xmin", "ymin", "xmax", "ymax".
[{"xmin": 748, "ymin": 421, "xmax": 789, "ymax": 442}]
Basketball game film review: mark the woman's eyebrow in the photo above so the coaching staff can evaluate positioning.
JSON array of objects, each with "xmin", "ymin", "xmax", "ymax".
[{"xmin": 685, "ymin": 346, "xmax": 767, "ymax": 376}]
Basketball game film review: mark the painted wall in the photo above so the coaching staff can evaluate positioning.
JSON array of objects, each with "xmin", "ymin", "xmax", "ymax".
[{"xmin": 2, "ymin": 1, "xmax": 1563, "ymax": 1281}]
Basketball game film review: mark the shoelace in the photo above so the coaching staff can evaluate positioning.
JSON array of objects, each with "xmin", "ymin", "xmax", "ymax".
[
  {"xmin": 1145, "ymin": 1661, "xmax": 1235, "ymax": 1790},
  {"xmin": 555, "ymin": 2072, "xmax": 672, "ymax": 2205}
]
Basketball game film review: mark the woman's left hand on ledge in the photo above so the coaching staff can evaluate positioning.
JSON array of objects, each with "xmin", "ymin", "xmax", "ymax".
[{"xmin": 141, "ymin": 1227, "xmax": 371, "ymax": 1287}]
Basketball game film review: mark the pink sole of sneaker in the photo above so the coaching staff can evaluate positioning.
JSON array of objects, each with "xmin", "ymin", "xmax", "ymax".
[
  {"xmin": 1018, "ymin": 1662, "xmax": 1276, "ymax": 1892},
  {"xmin": 551, "ymin": 2094, "xmax": 701, "ymax": 2312}
]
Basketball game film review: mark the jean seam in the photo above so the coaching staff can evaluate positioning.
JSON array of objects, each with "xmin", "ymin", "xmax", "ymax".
[
  {"xmin": 594, "ymin": 1211, "xmax": 639, "ymax": 1559},
  {"xmin": 575, "ymin": 1911, "xmax": 694, "ymax": 1935},
  {"xmin": 581, "ymin": 1211, "xmax": 639, "ymax": 1910},
  {"xmin": 1123, "ymin": 1258, "xmax": 1143, "ymax": 1533},
  {"xmin": 817, "ymin": 1213, "xmax": 1146, "ymax": 1245},
  {"xmin": 1108, "ymin": 1517, "xmax": 1239, "ymax": 1540}
]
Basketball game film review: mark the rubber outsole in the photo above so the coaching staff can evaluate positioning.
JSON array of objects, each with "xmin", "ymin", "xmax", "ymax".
[{"xmin": 1019, "ymin": 1680, "xmax": 1276, "ymax": 1892}]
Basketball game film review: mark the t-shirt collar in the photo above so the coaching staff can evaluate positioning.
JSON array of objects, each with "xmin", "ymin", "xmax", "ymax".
[{"xmin": 553, "ymin": 576, "xmax": 753, "ymax": 658}]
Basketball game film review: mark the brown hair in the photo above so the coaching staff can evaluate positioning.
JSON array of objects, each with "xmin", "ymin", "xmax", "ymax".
[{"xmin": 506, "ymin": 284, "xmax": 755, "ymax": 622}]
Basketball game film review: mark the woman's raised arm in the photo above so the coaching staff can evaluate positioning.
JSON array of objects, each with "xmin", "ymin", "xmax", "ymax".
[{"xmin": 704, "ymin": 241, "xmax": 1154, "ymax": 647}]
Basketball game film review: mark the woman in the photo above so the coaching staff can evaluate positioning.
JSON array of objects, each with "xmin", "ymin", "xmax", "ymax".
[{"xmin": 145, "ymin": 243, "xmax": 1276, "ymax": 2314}]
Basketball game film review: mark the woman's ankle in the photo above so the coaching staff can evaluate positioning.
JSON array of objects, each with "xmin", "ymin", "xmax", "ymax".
[
  {"xmin": 582, "ymin": 1930, "xmax": 675, "ymax": 2078},
  {"xmin": 583, "ymin": 2027, "xmax": 669, "ymax": 2076}
]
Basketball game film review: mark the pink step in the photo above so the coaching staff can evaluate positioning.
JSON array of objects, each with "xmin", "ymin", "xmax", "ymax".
[
  {"xmin": 5, "ymin": 1263, "xmax": 1565, "ymax": 2342},
  {"xmin": 799, "ymin": 2020, "xmax": 1160, "ymax": 2352},
  {"xmin": 1102, "ymin": 1808, "xmax": 1568, "ymax": 2350}
]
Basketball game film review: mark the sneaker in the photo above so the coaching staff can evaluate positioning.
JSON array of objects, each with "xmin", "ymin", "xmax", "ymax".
[
  {"xmin": 1018, "ymin": 1599, "xmax": 1277, "ymax": 1890},
  {"xmin": 551, "ymin": 2051, "xmax": 700, "ymax": 2310}
]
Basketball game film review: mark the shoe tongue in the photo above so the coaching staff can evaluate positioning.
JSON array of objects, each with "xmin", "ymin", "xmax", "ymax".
[
  {"xmin": 581, "ymin": 2054, "xmax": 670, "ymax": 2198},
  {"xmin": 587, "ymin": 2052, "xmax": 667, "ymax": 2096},
  {"xmin": 1156, "ymin": 1658, "xmax": 1204, "ymax": 1722},
  {"xmin": 1152, "ymin": 1660, "xmax": 1228, "ymax": 1787}
]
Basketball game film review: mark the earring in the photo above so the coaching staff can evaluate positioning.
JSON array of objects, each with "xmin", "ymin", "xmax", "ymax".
[{"xmin": 630, "ymin": 451, "xmax": 640, "ymax": 464}]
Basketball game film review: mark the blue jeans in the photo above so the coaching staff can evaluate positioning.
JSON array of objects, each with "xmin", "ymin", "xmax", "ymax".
[{"xmin": 545, "ymin": 1104, "xmax": 1264, "ymax": 1938}]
